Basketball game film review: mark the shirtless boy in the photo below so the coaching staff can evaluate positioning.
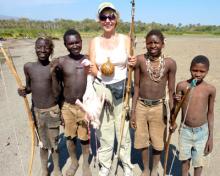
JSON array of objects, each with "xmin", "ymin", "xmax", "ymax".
[
  {"xmin": 176, "ymin": 55, "xmax": 216, "ymax": 176},
  {"xmin": 51, "ymin": 29, "xmax": 91, "ymax": 176},
  {"xmin": 18, "ymin": 37, "xmax": 62, "ymax": 176},
  {"xmin": 130, "ymin": 29, "xmax": 176, "ymax": 176}
]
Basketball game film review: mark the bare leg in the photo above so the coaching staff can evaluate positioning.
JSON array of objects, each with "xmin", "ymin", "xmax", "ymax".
[
  {"xmin": 66, "ymin": 138, "xmax": 79, "ymax": 176},
  {"xmin": 151, "ymin": 149, "xmax": 161, "ymax": 176},
  {"xmin": 40, "ymin": 148, "xmax": 49, "ymax": 176},
  {"xmin": 141, "ymin": 147, "xmax": 150, "ymax": 176},
  {"xmin": 51, "ymin": 149, "xmax": 62, "ymax": 176},
  {"xmin": 182, "ymin": 160, "xmax": 190, "ymax": 176},
  {"xmin": 194, "ymin": 166, "xmax": 203, "ymax": 176},
  {"xmin": 81, "ymin": 140, "xmax": 92, "ymax": 176}
]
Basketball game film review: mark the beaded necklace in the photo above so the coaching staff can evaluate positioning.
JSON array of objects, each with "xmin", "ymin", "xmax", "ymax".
[{"xmin": 145, "ymin": 53, "xmax": 165, "ymax": 82}]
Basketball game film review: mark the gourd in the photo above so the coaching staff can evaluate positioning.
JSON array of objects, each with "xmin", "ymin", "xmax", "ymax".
[{"xmin": 101, "ymin": 57, "xmax": 115, "ymax": 76}]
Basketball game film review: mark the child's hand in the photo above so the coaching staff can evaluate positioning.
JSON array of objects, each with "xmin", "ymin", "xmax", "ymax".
[
  {"xmin": 169, "ymin": 122, "xmax": 177, "ymax": 133},
  {"xmin": 84, "ymin": 65, "xmax": 90, "ymax": 75},
  {"xmin": 128, "ymin": 56, "xmax": 136, "ymax": 67},
  {"xmin": 81, "ymin": 59, "xmax": 98, "ymax": 76},
  {"xmin": 84, "ymin": 64, "xmax": 94, "ymax": 75},
  {"xmin": 81, "ymin": 59, "xmax": 91, "ymax": 75},
  {"xmin": 130, "ymin": 115, "xmax": 137, "ymax": 129},
  {"xmin": 204, "ymin": 137, "xmax": 213, "ymax": 155},
  {"xmin": 17, "ymin": 86, "xmax": 26, "ymax": 97},
  {"xmin": 174, "ymin": 93, "xmax": 182, "ymax": 103},
  {"xmin": 60, "ymin": 114, "xmax": 65, "ymax": 127}
]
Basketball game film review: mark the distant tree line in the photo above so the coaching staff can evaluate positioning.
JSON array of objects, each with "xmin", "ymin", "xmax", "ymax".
[{"xmin": 0, "ymin": 18, "xmax": 220, "ymax": 38}]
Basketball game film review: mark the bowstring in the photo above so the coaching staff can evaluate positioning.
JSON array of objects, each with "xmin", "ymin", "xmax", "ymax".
[{"xmin": 168, "ymin": 86, "xmax": 195, "ymax": 175}]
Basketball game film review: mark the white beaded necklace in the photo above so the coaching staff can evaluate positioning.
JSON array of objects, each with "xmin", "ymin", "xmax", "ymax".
[{"xmin": 145, "ymin": 53, "xmax": 165, "ymax": 82}]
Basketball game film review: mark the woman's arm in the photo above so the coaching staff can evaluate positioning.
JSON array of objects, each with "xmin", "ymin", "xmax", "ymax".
[
  {"xmin": 88, "ymin": 38, "xmax": 99, "ymax": 77},
  {"xmin": 123, "ymin": 34, "xmax": 136, "ymax": 67}
]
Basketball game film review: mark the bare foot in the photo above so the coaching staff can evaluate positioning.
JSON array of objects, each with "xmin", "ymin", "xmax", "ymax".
[
  {"xmin": 83, "ymin": 164, "xmax": 92, "ymax": 176},
  {"xmin": 66, "ymin": 162, "xmax": 79, "ymax": 176},
  {"xmin": 150, "ymin": 168, "xmax": 158, "ymax": 176},
  {"xmin": 141, "ymin": 169, "xmax": 150, "ymax": 176},
  {"xmin": 41, "ymin": 169, "xmax": 49, "ymax": 176},
  {"xmin": 52, "ymin": 168, "xmax": 63, "ymax": 176}
]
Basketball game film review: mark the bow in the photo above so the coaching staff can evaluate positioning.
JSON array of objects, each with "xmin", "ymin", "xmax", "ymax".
[
  {"xmin": 0, "ymin": 44, "xmax": 35, "ymax": 176},
  {"xmin": 163, "ymin": 79, "xmax": 197, "ymax": 176},
  {"xmin": 114, "ymin": 0, "xmax": 135, "ymax": 175}
]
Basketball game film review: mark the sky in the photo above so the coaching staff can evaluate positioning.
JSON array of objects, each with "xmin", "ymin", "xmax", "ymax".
[{"xmin": 0, "ymin": 0, "xmax": 220, "ymax": 25}]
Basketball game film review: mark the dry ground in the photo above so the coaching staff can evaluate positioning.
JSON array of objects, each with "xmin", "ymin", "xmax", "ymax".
[{"xmin": 0, "ymin": 35, "xmax": 219, "ymax": 176}]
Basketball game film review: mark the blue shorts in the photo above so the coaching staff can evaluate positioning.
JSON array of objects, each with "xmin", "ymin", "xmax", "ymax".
[{"xmin": 178, "ymin": 123, "xmax": 209, "ymax": 167}]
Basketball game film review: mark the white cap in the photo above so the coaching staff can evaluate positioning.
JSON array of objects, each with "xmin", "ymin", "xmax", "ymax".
[{"xmin": 98, "ymin": 2, "xmax": 116, "ymax": 14}]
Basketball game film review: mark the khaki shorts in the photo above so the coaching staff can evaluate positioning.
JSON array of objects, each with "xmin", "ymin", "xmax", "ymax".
[
  {"xmin": 34, "ymin": 105, "xmax": 61, "ymax": 150},
  {"xmin": 62, "ymin": 102, "xmax": 88, "ymax": 141},
  {"xmin": 134, "ymin": 99, "xmax": 166, "ymax": 151}
]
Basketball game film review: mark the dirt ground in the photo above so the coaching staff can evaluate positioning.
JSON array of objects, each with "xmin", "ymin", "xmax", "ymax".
[{"xmin": 0, "ymin": 35, "xmax": 219, "ymax": 176}]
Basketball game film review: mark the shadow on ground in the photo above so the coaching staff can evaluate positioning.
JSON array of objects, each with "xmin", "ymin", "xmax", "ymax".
[
  {"xmin": 47, "ymin": 127, "xmax": 182, "ymax": 175},
  {"xmin": 161, "ymin": 144, "xmax": 182, "ymax": 176}
]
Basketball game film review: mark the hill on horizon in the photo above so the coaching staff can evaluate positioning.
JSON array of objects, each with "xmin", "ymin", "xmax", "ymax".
[{"xmin": 0, "ymin": 15, "xmax": 18, "ymax": 20}]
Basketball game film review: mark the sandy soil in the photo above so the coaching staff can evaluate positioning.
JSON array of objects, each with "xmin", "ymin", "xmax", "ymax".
[{"xmin": 0, "ymin": 36, "xmax": 219, "ymax": 176}]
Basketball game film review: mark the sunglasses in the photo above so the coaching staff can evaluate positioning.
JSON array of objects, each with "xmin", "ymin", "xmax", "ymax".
[{"xmin": 99, "ymin": 14, "xmax": 116, "ymax": 21}]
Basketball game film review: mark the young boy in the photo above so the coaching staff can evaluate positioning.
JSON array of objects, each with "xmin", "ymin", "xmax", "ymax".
[
  {"xmin": 176, "ymin": 55, "xmax": 216, "ymax": 176},
  {"xmin": 18, "ymin": 37, "xmax": 62, "ymax": 176},
  {"xmin": 51, "ymin": 29, "xmax": 91, "ymax": 176},
  {"xmin": 130, "ymin": 29, "xmax": 177, "ymax": 176}
]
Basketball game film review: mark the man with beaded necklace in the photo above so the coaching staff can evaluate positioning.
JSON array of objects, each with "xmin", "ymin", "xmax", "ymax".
[{"xmin": 130, "ymin": 29, "xmax": 177, "ymax": 176}]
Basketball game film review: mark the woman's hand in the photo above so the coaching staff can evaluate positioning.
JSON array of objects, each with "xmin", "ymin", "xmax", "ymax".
[{"xmin": 128, "ymin": 56, "xmax": 136, "ymax": 67}]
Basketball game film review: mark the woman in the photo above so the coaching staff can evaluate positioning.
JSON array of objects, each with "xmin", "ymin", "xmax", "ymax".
[{"xmin": 89, "ymin": 2, "xmax": 135, "ymax": 176}]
